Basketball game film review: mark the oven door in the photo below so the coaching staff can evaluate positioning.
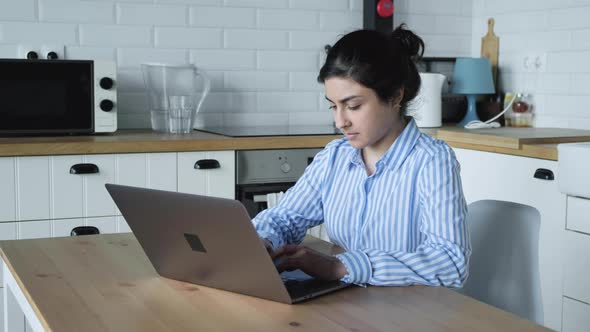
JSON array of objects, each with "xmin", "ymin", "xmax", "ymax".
[
  {"xmin": 236, "ymin": 182, "xmax": 295, "ymax": 218},
  {"xmin": 0, "ymin": 59, "xmax": 94, "ymax": 135}
]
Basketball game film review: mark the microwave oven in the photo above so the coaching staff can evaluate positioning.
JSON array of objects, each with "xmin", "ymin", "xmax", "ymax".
[{"xmin": 0, "ymin": 59, "xmax": 117, "ymax": 135}]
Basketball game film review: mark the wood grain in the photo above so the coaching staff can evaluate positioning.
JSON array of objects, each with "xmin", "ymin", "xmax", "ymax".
[
  {"xmin": 481, "ymin": 17, "xmax": 499, "ymax": 88},
  {"xmin": 437, "ymin": 127, "xmax": 590, "ymax": 150},
  {"xmin": 1, "ymin": 234, "xmax": 550, "ymax": 332}
]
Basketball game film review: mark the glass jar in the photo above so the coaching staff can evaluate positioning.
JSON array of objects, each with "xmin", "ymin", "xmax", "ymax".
[{"xmin": 508, "ymin": 93, "xmax": 534, "ymax": 127}]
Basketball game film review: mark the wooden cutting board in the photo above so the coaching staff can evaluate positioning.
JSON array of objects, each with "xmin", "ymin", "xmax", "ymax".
[
  {"xmin": 481, "ymin": 18, "xmax": 499, "ymax": 88},
  {"xmin": 437, "ymin": 127, "xmax": 590, "ymax": 149}
]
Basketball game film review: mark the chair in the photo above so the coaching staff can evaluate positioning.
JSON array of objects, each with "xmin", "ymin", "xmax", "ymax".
[{"xmin": 458, "ymin": 200, "xmax": 544, "ymax": 324}]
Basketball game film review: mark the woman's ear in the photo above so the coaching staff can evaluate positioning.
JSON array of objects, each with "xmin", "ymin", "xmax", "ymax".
[{"xmin": 390, "ymin": 88, "xmax": 404, "ymax": 108}]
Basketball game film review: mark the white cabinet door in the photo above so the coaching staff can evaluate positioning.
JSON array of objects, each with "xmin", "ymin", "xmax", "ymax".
[
  {"xmin": 563, "ymin": 230, "xmax": 590, "ymax": 304},
  {"xmin": 85, "ymin": 216, "xmax": 117, "ymax": 235},
  {"xmin": 146, "ymin": 153, "xmax": 177, "ymax": 192},
  {"xmin": 18, "ymin": 220, "xmax": 51, "ymax": 240},
  {"xmin": 51, "ymin": 155, "xmax": 84, "ymax": 219},
  {"xmin": 16, "ymin": 157, "xmax": 50, "ymax": 221},
  {"xmin": 453, "ymin": 148, "xmax": 566, "ymax": 331},
  {"xmin": 84, "ymin": 154, "xmax": 116, "ymax": 218},
  {"xmin": 52, "ymin": 218, "xmax": 85, "ymax": 238},
  {"xmin": 0, "ymin": 222, "xmax": 16, "ymax": 241},
  {"xmin": 562, "ymin": 297, "xmax": 590, "ymax": 332},
  {"xmin": 0, "ymin": 158, "xmax": 16, "ymax": 222},
  {"xmin": 178, "ymin": 151, "xmax": 235, "ymax": 199}
]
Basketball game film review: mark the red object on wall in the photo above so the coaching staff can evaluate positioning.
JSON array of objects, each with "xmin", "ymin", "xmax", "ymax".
[{"xmin": 376, "ymin": 0, "xmax": 394, "ymax": 18}]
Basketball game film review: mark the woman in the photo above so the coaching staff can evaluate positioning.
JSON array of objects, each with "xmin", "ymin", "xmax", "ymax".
[{"xmin": 253, "ymin": 26, "xmax": 470, "ymax": 287}]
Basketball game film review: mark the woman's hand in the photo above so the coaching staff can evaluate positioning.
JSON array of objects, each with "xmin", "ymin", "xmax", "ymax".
[{"xmin": 272, "ymin": 244, "xmax": 348, "ymax": 281}]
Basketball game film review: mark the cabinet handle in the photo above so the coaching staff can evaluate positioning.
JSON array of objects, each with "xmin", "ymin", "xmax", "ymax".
[
  {"xmin": 70, "ymin": 163, "xmax": 99, "ymax": 174},
  {"xmin": 534, "ymin": 168, "xmax": 554, "ymax": 180},
  {"xmin": 194, "ymin": 159, "xmax": 220, "ymax": 170},
  {"xmin": 70, "ymin": 226, "xmax": 100, "ymax": 236}
]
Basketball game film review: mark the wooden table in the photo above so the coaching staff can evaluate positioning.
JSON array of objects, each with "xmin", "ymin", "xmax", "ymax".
[{"xmin": 1, "ymin": 234, "xmax": 550, "ymax": 332}]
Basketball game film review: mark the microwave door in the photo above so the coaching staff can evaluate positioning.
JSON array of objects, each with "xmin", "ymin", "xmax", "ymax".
[{"xmin": 0, "ymin": 59, "xmax": 94, "ymax": 135}]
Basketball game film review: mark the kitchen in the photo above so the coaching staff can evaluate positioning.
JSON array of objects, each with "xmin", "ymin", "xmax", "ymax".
[{"xmin": 1, "ymin": 0, "xmax": 590, "ymax": 331}]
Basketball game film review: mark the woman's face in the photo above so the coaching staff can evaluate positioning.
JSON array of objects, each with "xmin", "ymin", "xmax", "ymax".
[{"xmin": 325, "ymin": 77, "xmax": 402, "ymax": 152}]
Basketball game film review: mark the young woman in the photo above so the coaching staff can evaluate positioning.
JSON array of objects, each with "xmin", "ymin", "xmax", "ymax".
[{"xmin": 253, "ymin": 26, "xmax": 471, "ymax": 287}]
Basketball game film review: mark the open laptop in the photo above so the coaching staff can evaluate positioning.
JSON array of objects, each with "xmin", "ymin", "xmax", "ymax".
[{"xmin": 105, "ymin": 183, "xmax": 350, "ymax": 304}]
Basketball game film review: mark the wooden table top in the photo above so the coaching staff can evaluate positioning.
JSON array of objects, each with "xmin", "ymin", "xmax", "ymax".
[{"xmin": 0, "ymin": 233, "xmax": 549, "ymax": 332}]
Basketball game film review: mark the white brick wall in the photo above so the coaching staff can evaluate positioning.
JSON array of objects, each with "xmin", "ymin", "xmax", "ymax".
[
  {"xmin": 0, "ymin": 0, "xmax": 475, "ymax": 129},
  {"xmin": 473, "ymin": 0, "xmax": 590, "ymax": 129}
]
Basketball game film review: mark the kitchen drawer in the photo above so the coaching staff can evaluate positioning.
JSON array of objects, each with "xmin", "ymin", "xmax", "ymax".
[
  {"xmin": 18, "ymin": 220, "xmax": 52, "ymax": 240},
  {"xmin": 0, "ymin": 157, "xmax": 16, "ymax": 222},
  {"xmin": 567, "ymin": 196, "xmax": 590, "ymax": 235},
  {"xmin": 0, "ymin": 222, "xmax": 17, "ymax": 241},
  {"xmin": 563, "ymin": 297, "xmax": 590, "ymax": 332},
  {"xmin": 563, "ymin": 230, "xmax": 590, "ymax": 304},
  {"xmin": 178, "ymin": 151, "xmax": 235, "ymax": 199}
]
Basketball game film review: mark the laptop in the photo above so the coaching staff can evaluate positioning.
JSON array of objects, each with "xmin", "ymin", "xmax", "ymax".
[{"xmin": 105, "ymin": 183, "xmax": 350, "ymax": 304}]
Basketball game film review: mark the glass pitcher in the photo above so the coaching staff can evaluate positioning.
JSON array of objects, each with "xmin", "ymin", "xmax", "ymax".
[{"xmin": 141, "ymin": 63, "xmax": 210, "ymax": 134}]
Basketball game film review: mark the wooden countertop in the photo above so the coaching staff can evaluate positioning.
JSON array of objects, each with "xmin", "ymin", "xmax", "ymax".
[
  {"xmin": 2, "ymin": 126, "xmax": 589, "ymax": 160},
  {"xmin": 0, "ymin": 233, "xmax": 549, "ymax": 332}
]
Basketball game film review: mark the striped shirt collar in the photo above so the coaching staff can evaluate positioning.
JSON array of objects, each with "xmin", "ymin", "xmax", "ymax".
[{"xmin": 348, "ymin": 118, "xmax": 422, "ymax": 173}]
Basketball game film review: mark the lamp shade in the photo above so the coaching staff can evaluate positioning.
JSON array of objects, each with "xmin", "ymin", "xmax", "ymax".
[{"xmin": 451, "ymin": 57, "xmax": 495, "ymax": 95}]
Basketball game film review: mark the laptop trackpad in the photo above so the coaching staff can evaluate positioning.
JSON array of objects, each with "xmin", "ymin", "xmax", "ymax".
[
  {"xmin": 280, "ymin": 269, "xmax": 313, "ymax": 282},
  {"xmin": 280, "ymin": 269, "xmax": 346, "ymax": 302}
]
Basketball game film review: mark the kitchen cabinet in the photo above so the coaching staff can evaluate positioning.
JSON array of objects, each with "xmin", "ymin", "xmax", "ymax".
[
  {"xmin": 177, "ymin": 151, "xmax": 235, "ymax": 199},
  {"xmin": 453, "ymin": 148, "xmax": 565, "ymax": 331}
]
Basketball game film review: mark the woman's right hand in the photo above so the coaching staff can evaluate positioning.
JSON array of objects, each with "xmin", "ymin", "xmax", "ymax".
[{"xmin": 261, "ymin": 238, "xmax": 273, "ymax": 255}]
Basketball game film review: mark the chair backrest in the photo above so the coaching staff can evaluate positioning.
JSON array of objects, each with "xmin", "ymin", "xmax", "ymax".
[{"xmin": 459, "ymin": 200, "xmax": 543, "ymax": 324}]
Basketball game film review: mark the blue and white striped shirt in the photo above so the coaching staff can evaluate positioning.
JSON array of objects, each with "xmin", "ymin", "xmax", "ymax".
[{"xmin": 253, "ymin": 119, "xmax": 471, "ymax": 287}]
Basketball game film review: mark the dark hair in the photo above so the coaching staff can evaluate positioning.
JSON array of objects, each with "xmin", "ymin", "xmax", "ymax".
[{"xmin": 318, "ymin": 25, "xmax": 424, "ymax": 116}]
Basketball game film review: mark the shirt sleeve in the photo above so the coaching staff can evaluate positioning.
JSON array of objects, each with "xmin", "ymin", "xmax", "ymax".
[
  {"xmin": 335, "ymin": 146, "xmax": 471, "ymax": 287},
  {"xmin": 252, "ymin": 146, "xmax": 331, "ymax": 251}
]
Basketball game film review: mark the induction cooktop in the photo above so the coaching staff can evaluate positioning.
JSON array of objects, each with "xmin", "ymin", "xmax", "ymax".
[{"xmin": 195, "ymin": 125, "xmax": 341, "ymax": 137}]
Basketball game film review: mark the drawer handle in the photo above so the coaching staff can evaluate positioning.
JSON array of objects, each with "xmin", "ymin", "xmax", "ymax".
[
  {"xmin": 194, "ymin": 159, "xmax": 220, "ymax": 170},
  {"xmin": 70, "ymin": 163, "xmax": 100, "ymax": 174},
  {"xmin": 70, "ymin": 226, "xmax": 100, "ymax": 236},
  {"xmin": 534, "ymin": 168, "xmax": 554, "ymax": 180}
]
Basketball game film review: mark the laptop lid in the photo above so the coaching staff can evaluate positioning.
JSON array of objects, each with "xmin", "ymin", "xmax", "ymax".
[{"xmin": 105, "ymin": 183, "xmax": 293, "ymax": 304}]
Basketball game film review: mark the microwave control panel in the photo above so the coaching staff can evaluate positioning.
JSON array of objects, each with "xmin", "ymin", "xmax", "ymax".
[{"xmin": 93, "ymin": 61, "xmax": 117, "ymax": 133}]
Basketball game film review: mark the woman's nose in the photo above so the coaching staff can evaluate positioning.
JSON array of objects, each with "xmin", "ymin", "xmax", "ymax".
[{"xmin": 333, "ymin": 109, "xmax": 350, "ymax": 129}]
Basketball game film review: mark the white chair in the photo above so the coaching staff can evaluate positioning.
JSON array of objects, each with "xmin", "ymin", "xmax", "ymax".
[{"xmin": 459, "ymin": 200, "xmax": 543, "ymax": 325}]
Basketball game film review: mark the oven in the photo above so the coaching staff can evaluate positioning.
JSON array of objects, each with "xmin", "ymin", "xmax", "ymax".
[{"xmin": 235, "ymin": 148, "xmax": 322, "ymax": 218}]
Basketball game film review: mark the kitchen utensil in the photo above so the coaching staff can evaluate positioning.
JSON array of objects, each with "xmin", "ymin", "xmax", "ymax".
[
  {"xmin": 141, "ymin": 63, "xmax": 210, "ymax": 134},
  {"xmin": 410, "ymin": 73, "xmax": 446, "ymax": 128},
  {"xmin": 481, "ymin": 18, "xmax": 499, "ymax": 88}
]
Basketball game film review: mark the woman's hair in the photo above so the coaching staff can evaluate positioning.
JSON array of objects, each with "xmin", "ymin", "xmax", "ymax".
[{"xmin": 318, "ymin": 25, "xmax": 424, "ymax": 116}]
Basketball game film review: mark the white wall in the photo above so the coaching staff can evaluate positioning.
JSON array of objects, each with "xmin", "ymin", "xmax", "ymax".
[
  {"xmin": 0, "ymin": 0, "xmax": 472, "ymax": 129},
  {"xmin": 473, "ymin": 0, "xmax": 590, "ymax": 129}
]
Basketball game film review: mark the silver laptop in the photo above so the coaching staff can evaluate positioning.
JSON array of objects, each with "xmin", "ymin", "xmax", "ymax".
[{"xmin": 105, "ymin": 183, "xmax": 350, "ymax": 304}]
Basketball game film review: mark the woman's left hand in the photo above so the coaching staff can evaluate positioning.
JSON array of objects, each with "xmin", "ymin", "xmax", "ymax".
[{"xmin": 272, "ymin": 244, "xmax": 347, "ymax": 281}]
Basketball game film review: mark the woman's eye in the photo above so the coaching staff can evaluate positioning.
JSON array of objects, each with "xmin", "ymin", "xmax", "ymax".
[
  {"xmin": 328, "ymin": 105, "xmax": 336, "ymax": 111},
  {"xmin": 348, "ymin": 104, "xmax": 361, "ymax": 110}
]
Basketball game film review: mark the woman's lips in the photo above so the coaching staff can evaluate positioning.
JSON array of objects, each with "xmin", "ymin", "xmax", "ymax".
[{"xmin": 345, "ymin": 133, "xmax": 359, "ymax": 139}]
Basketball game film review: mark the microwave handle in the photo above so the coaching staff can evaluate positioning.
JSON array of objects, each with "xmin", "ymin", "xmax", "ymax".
[{"xmin": 70, "ymin": 163, "xmax": 100, "ymax": 174}]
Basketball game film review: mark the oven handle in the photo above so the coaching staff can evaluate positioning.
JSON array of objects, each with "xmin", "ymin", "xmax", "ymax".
[{"xmin": 194, "ymin": 159, "xmax": 220, "ymax": 170}]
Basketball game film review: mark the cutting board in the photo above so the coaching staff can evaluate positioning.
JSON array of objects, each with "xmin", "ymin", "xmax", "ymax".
[
  {"xmin": 437, "ymin": 127, "xmax": 590, "ymax": 149},
  {"xmin": 481, "ymin": 18, "xmax": 499, "ymax": 88}
]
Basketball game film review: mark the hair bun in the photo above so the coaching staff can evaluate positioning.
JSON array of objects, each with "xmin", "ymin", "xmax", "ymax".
[{"xmin": 392, "ymin": 24, "xmax": 424, "ymax": 61}]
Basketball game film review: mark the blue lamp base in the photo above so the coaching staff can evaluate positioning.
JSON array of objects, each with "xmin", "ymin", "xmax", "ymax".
[{"xmin": 457, "ymin": 94, "xmax": 480, "ymax": 127}]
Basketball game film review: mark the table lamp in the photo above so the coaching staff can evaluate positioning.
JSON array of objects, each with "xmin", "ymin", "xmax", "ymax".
[{"xmin": 451, "ymin": 57, "xmax": 495, "ymax": 127}]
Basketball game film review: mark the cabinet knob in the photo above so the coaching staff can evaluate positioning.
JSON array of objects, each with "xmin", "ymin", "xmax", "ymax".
[
  {"xmin": 534, "ymin": 168, "xmax": 554, "ymax": 180},
  {"xmin": 194, "ymin": 159, "xmax": 220, "ymax": 170},
  {"xmin": 70, "ymin": 163, "xmax": 100, "ymax": 174}
]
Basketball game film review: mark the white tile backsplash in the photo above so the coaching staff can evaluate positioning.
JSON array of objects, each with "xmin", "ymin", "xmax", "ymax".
[
  {"xmin": 155, "ymin": 27, "xmax": 222, "ymax": 48},
  {"xmin": 39, "ymin": 0, "xmax": 114, "ymax": 24},
  {"xmin": 190, "ymin": 6, "xmax": 256, "ymax": 28},
  {"xmin": 0, "ymin": 0, "xmax": 35, "ymax": 21},
  {"xmin": 4, "ymin": 0, "xmax": 587, "ymax": 128},
  {"xmin": 117, "ymin": 3, "xmax": 188, "ymax": 26},
  {"xmin": 257, "ymin": 9, "xmax": 319, "ymax": 30},
  {"xmin": 80, "ymin": 24, "xmax": 152, "ymax": 47},
  {"xmin": 257, "ymin": 50, "xmax": 318, "ymax": 70}
]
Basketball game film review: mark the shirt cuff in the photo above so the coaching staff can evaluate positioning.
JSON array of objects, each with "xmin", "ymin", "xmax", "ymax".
[
  {"xmin": 335, "ymin": 250, "xmax": 372, "ymax": 285},
  {"xmin": 257, "ymin": 231, "xmax": 283, "ymax": 252}
]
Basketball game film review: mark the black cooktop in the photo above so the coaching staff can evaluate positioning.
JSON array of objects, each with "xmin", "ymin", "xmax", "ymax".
[{"xmin": 195, "ymin": 125, "xmax": 341, "ymax": 137}]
